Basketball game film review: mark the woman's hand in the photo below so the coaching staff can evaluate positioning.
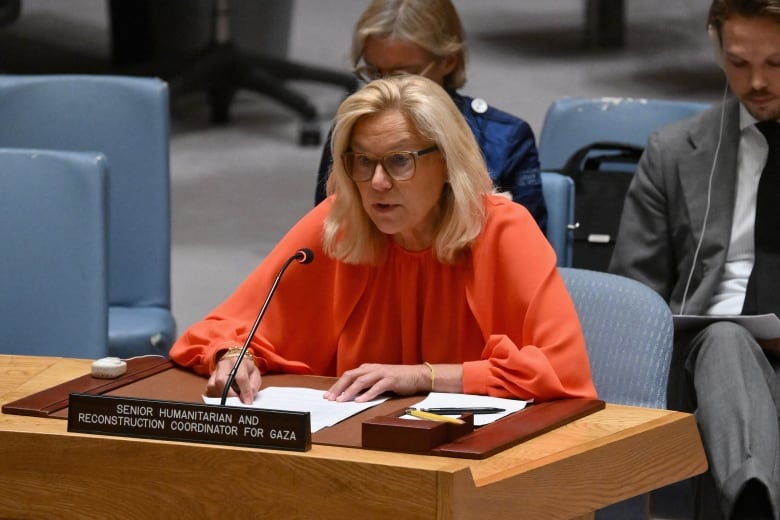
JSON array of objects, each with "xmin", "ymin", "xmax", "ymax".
[
  {"xmin": 323, "ymin": 363, "xmax": 427, "ymax": 402},
  {"xmin": 323, "ymin": 363, "xmax": 463, "ymax": 403},
  {"xmin": 205, "ymin": 356, "xmax": 262, "ymax": 404}
]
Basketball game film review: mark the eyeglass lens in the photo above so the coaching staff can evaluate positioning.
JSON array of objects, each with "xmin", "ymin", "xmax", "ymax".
[
  {"xmin": 354, "ymin": 61, "xmax": 435, "ymax": 83},
  {"xmin": 347, "ymin": 152, "xmax": 417, "ymax": 181}
]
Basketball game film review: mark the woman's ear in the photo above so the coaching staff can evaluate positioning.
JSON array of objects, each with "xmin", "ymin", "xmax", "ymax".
[{"xmin": 440, "ymin": 53, "xmax": 459, "ymax": 76}]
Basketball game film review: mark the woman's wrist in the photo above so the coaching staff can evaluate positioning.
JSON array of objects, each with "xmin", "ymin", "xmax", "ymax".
[
  {"xmin": 211, "ymin": 345, "xmax": 256, "ymax": 372},
  {"xmin": 424, "ymin": 364, "xmax": 464, "ymax": 394},
  {"xmin": 220, "ymin": 347, "xmax": 256, "ymax": 365},
  {"xmin": 423, "ymin": 362, "xmax": 435, "ymax": 392}
]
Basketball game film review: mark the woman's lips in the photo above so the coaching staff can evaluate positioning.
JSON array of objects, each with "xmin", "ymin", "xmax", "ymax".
[{"xmin": 373, "ymin": 202, "xmax": 399, "ymax": 211}]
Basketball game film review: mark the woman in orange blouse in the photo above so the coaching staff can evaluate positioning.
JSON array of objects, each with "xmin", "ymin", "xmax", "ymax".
[{"xmin": 170, "ymin": 75, "xmax": 596, "ymax": 405}]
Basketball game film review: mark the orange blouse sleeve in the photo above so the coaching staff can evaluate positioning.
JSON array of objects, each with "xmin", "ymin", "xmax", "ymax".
[
  {"xmin": 461, "ymin": 196, "xmax": 597, "ymax": 400},
  {"xmin": 168, "ymin": 201, "xmax": 355, "ymax": 376}
]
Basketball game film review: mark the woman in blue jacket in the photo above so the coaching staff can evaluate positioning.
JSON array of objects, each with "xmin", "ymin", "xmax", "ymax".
[{"xmin": 313, "ymin": 0, "xmax": 547, "ymax": 233}]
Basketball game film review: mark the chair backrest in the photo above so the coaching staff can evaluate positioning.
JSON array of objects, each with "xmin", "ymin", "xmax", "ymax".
[
  {"xmin": 0, "ymin": 75, "xmax": 175, "ymax": 356},
  {"xmin": 0, "ymin": 74, "xmax": 171, "ymax": 311},
  {"xmin": 541, "ymin": 172, "xmax": 575, "ymax": 267},
  {"xmin": 0, "ymin": 148, "xmax": 109, "ymax": 357},
  {"xmin": 559, "ymin": 267, "xmax": 673, "ymax": 408},
  {"xmin": 538, "ymin": 96, "xmax": 711, "ymax": 171}
]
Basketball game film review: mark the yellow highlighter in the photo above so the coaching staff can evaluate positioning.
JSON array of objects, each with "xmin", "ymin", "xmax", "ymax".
[{"xmin": 405, "ymin": 408, "xmax": 465, "ymax": 425}]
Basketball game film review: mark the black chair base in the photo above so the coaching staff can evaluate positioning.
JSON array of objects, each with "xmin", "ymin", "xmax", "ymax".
[
  {"xmin": 109, "ymin": 0, "xmax": 358, "ymax": 146},
  {"xmin": 0, "ymin": 0, "xmax": 20, "ymax": 27},
  {"xmin": 161, "ymin": 43, "xmax": 357, "ymax": 145}
]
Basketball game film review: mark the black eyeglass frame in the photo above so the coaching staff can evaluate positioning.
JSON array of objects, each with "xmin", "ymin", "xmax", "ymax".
[{"xmin": 342, "ymin": 145, "xmax": 440, "ymax": 182}]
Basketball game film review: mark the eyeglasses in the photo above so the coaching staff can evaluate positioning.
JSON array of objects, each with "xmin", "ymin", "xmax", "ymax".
[
  {"xmin": 352, "ymin": 60, "xmax": 436, "ymax": 84},
  {"xmin": 342, "ymin": 146, "xmax": 439, "ymax": 182}
]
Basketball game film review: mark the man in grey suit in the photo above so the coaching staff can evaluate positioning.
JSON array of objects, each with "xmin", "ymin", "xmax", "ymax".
[{"xmin": 610, "ymin": 1, "xmax": 780, "ymax": 519}]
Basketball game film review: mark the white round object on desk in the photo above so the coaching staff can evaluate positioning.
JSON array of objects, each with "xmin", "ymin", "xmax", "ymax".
[{"xmin": 91, "ymin": 357, "xmax": 127, "ymax": 379}]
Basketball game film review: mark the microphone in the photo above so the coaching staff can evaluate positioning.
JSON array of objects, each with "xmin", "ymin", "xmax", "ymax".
[{"xmin": 220, "ymin": 248, "xmax": 314, "ymax": 405}]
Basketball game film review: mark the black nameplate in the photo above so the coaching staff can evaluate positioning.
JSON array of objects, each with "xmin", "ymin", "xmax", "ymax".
[{"xmin": 67, "ymin": 393, "xmax": 311, "ymax": 451}]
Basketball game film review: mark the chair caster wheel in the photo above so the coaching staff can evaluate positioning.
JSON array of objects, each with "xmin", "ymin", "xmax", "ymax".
[{"xmin": 299, "ymin": 124, "xmax": 321, "ymax": 147}]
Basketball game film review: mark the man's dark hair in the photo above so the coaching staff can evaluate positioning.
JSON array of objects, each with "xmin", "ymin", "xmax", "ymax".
[{"xmin": 709, "ymin": 0, "xmax": 780, "ymax": 36}]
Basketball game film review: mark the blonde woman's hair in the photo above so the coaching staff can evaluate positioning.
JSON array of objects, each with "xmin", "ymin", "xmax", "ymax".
[
  {"xmin": 323, "ymin": 75, "xmax": 492, "ymax": 264},
  {"xmin": 351, "ymin": 0, "xmax": 467, "ymax": 90}
]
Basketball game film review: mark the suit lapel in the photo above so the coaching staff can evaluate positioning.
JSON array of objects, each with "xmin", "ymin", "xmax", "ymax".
[{"xmin": 678, "ymin": 98, "xmax": 741, "ymax": 311}]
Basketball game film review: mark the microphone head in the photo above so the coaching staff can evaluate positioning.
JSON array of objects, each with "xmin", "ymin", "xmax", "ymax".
[{"xmin": 295, "ymin": 248, "xmax": 314, "ymax": 264}]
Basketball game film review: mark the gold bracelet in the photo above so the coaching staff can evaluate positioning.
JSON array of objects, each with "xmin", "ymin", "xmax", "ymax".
[
  {"xmin": 424, "ymin": 362, "xmax": 435, "ymax": 392},
  {"xmin": 220, "ymin": 347, "xmax": 256, "ymax": 365}
]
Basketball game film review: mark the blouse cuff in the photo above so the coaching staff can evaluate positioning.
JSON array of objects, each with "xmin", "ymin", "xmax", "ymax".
[{"xmin": 461, "ymin": 359, "xmax": 491, "ymax": 395}]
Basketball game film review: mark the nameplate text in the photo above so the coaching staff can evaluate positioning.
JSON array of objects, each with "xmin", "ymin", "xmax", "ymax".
[{"xmin": 67, "ymin": 393, "xmax": 311, "ymax": 451}]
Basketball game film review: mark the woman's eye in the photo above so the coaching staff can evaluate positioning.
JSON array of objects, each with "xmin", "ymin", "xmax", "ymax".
[
  {"xmin": 356, "ymin": 155, "xmax": 374, "ymax": 168},
  {"xmin": 388, "ymin": 153, "xmax": 411, "ymax": 168}
]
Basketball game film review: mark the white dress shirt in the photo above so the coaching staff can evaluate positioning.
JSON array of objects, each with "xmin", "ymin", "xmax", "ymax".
[{"xmin": 706, "ymin": 105, "xmax": 769, "ymax": 315}]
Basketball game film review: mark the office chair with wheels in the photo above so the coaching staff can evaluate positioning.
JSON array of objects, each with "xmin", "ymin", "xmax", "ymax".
[
  {"xmin": 540, "ymin": 172, "xmax": 576, "ymax": 267},
  {"xmin": 118, "ymin": 0, "xmax": 358, "ymax": 146},
  {"xmin": 0, "ymin": 148, "xmax": 109, "ymax": 358},
  {"xmin": 559, "ymin": 267, "xmax": 676, "ymax": 520},
  {"xmin": 0, "ymin": 74, "xmax": 176, "ymax": 359}
]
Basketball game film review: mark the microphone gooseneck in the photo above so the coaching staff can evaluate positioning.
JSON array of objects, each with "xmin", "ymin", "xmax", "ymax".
[{"xmin": 219, "ymin": 248, "xmax": 314, "ymax": 405}]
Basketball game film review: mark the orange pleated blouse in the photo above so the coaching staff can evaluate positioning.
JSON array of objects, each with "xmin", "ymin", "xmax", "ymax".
[{"xmin": 170, "ymin": 195, "xmax": 596, "ymax": 401}]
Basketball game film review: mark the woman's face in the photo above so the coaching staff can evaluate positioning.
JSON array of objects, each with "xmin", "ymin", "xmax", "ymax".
[
  {"xmin": 361, "ymin": 36, "xmax": 456, "ymax": 86},
  {"xmin": 350, "ymin": 110, "xmax": 447, "ymax": 251}
]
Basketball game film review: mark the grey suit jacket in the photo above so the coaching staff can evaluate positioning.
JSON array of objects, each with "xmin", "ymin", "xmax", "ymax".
[{"xmin": 610, "ymin": 97, "xmax": 742, "ymax": 315}]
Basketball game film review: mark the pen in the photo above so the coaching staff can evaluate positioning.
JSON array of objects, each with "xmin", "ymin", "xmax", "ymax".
[
  {"xmin": 420, "ymin": 407, "xmax": 506, "ymax": 415},
  {"xmin": 405, "ymin": 408, "xmax": 465, "ymax": 424}
]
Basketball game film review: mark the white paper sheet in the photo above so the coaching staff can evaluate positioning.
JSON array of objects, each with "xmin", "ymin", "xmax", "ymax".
[
  {"xmin": 673, "ymin": 313, "xmax": 780, "ymax": 340},
  {"xmin": 405, "ymin": 392, "xmax": 529, "ymax": 427},
  {"xmin": 203, "ymin": 387, "xmax": 388, "ymax": 433}
]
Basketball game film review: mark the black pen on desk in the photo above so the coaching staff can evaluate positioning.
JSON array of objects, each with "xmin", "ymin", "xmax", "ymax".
[{"xmin": 420, "ymin": 407, "xmax": 506, "ymax": 415}]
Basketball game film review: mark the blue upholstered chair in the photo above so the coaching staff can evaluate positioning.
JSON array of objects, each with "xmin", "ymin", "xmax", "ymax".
[
  {"xmin": 538, "ymin": 96, "xmax": 711, "ymax": 171},
  {"xmin": 541, "ymin": 172, "xmax": 575, "ymax": 267},
  {"xmin": 0, "ymin": 149, "xmax": 109, "ymax": 358},
  {"xmin": 561, "ymin": 268, "xmax": 672, "ymax": 408},
  {"xmin": 545, "ymin": 98, "xmax": 708, "ymax": 519},
  {"xmin": 0, "ymin": 75, "xmax": 175, "ymax": 358},
  {"xmin": 559, "ymin": 267, "xmax": 675, "ymax": 520}
]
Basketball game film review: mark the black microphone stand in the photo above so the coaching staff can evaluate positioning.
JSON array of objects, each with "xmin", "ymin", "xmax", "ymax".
[{"xmin": 220, "ymin": 249, "xmax": 313, "ymax": 405}]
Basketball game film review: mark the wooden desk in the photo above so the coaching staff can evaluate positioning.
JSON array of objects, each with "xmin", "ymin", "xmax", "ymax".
[{"xmin": 0, "ymin": 355, "xmax": 706, "ymax": 520}]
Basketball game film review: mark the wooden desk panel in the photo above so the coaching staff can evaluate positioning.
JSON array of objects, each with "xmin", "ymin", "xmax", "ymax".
[{"xmin": 0, "ymin": 355, "xmax": 706, "ymax": 520}]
